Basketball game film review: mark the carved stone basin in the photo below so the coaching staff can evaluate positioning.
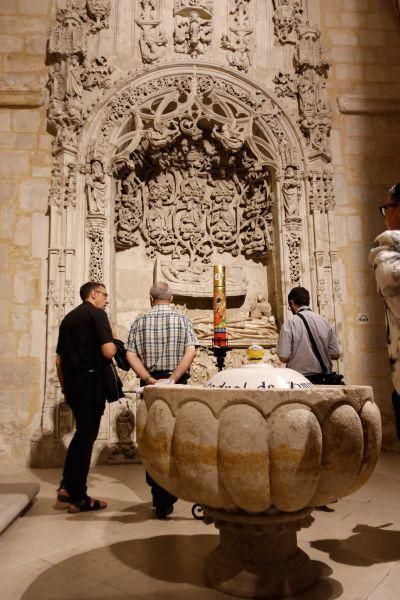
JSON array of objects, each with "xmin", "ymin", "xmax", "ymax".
[{"xmin": 137, "ymin": 370, "xmax": 381, "ymax": 598}]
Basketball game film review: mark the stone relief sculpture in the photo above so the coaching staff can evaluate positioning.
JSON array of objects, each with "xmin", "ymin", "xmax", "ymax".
[
  {"xmin": 108, "ymin": 403, "xmax": 137, "ymax": 463},
  {"xmin": 136, "ymin": 0, "xmax": 167, "ymax": 64},
  {"xmin": 82, "ymin": 56, "xmax": 113, "ymax": 90},
  {"xmin": 221, "ymin": 0, "xmax": 253, "ymax": 72},
  {"xmin": 42, "ymin": 0, "xmax": 342, "ymax": 466},
  {"xmin": 274, "ymin": 20, "xmax": 332, "ymax": 158},
  {"xmin": 189, "ymin": 348, "xmax": 218, "ymax": 385},
  {"xmin": 272, "ymin": 0, "xmax": 303, "ymax": 45},
  {"xmin": 85, "ymin": 151, "xmax": 107, "ymax": 215},
  {"xmin": 86, "ymin": 0, "xmax": 111, "ymax": 32},
  {"xmin": 112, "ymin": 74, "xmax": 274, "ymax": 268},
  {"xmin": 174, "ymin": 1, "xmax": 213, "ymax": 57},
  {"xmin": 192, "ymin": 297, "xmax": 278, "ymax": 345}
]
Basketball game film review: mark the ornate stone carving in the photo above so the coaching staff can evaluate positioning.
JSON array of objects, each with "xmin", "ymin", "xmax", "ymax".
[
  {"xmin": 136, "ymin": 0, "xmax": 167, "ymax": 64},
  {"xmin": 85, "ymin": 147, "xmax": 107, "ymax": 215},
  {"xmin": 221, "ymin": 0, "xmax": 253, "ymax": 72},
  {"xmin": 114, "ymin": 136, "xmax": 272, "ymax": 263},
  {"xmin": 295, "ymin": 22, "xmax": 330, "ymax": 76},
  {"xmin": 87, "ymin": 221, "xmax": 106, "ymax": 282},
  {"xmin": 174, "ymin": 1, "xmax": 213, "ymax": 57},
  {"xmin": 47, "ymin": 0, "xmax": 111, "ymax": 156},
  {"xmin": 157, "ymin": 261, "xmax": 246, "ymax": 297},
  {"xmin": 285, "ymin": 227, "xmax": 302, "ymax": 285},
  {"xmin": 86, "ymin": 0, "xmax": 111, "ymax": 32},
  {"xmin": 189, "ymin": 348, "xmax": 218, "ymax": 385},
  {"xmin": 193, "ymin": 298, "xmax": 278, "ymax": 346},
  {"xmin": 82, "ymin": 56, "xmax": 113, "ymax": 90},
  {"xmin": 138, "ymin": 24, "xmax": 168, "ymax": 63},
  {"xmin": 106, "ymin": 72, "xmax": 278, "ymax": 265},
  {"xmin": 273, "ymin": 16, "xmax": 332, "ymax": 158},
  {"xmin": 272, "ymin": 0, "xmax": 303, "ymax": 45},
  {"xmin": 108, "ymin": 403, "xmax": 137, "ymax": 463},
  {"xmin": 48, "ymin": 0, "xmax": 87, "ymax": 58},
  {"xmin": 307, "ymin": 166, "xmax": 335, "ymax": 213}
]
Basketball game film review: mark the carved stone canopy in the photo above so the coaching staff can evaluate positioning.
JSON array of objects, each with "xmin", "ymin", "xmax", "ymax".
[{"xmin": 98, "ymin": 69, "xmax": 295, "ymax": 271}]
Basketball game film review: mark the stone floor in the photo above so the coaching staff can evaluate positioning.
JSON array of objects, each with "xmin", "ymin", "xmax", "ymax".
[{"xmin": 0, "ymin": 453, "xmax": 399, "ymax": 600}]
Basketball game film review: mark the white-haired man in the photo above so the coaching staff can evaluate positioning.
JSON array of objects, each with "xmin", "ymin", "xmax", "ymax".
[{"xmin": 126, "ymin": 281, "xmax": 198, "ymax": 518}]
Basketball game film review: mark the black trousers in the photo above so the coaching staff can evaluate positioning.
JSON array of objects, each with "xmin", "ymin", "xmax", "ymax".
[
  {"xmin": 62, "ymin": 371, "xmax": 105, "ymax": 503},
  {"xmin": 141, "ymin": 370, "xmax": 189, "ymax": 509}
]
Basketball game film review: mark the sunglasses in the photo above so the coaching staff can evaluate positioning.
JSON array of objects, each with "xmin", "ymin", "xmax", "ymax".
[{"xmin": 379, "ymin": 203, "xmax": 399, "ymax": 217}]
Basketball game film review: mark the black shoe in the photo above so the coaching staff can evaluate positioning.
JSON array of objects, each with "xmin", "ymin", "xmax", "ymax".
[
  {"xmin": 315, "ymin": 505, "xmax": 335, "ymax": 512},
  {"xmin": 155, "ymin": 504, "xmax": 174, "ymax": 519}
]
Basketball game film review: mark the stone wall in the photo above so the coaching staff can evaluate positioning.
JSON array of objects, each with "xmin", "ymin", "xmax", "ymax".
[
  {"xmin": 0, "ymin": 0, "xmax": 54, "ymax": 464},
  {"xmin": 317, "ymin": 0, "xmax": 400, "ymax": 445},
  {"xmin": 0, "ymin": 0, "xmax": 399, "ymax": 466}
]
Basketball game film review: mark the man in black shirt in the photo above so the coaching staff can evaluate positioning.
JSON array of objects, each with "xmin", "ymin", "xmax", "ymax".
[{"xmin": 56, "ymin": 281, "xmax": 116, "ymax": 513}]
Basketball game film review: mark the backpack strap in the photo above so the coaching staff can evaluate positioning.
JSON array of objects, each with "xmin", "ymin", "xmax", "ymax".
[{"xmin": 295, "ymin": 311, "xmax": 327, "ymax": 373}]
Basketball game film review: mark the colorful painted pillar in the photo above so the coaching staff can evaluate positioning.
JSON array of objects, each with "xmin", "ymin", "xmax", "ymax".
[{"xmin": 213, "ymin": 264, "xmax": 228, "ymax": 347}]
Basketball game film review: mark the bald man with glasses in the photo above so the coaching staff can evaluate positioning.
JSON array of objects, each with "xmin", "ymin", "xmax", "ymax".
[{"xmin": 370, "ymin": 182, "xmax": 400, "ymax": 443}]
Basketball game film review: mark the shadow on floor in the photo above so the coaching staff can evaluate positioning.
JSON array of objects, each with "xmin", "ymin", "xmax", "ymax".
[
  {"xmin": 311, "ymin": 523, "xmax": 400, "ymax": 566},
  {"xmin": 63, "ymin": 500, "xmax": 194, "ymax": 523},
  {"xmin": 20, "ymin": 535, "xmax": 342, "ymax": 600}
]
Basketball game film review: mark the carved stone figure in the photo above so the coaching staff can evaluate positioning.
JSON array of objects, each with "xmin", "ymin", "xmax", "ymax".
[
  {"xmin": 147, "ymin": 120, "xmax": 180, "ymax": 147},
  {"xmin": 108, "ymin": 405, "xmax": 137, "ymax": 463},
  {"xmin": 48, "ymin": 63, "xmax": 66, "ymax": 102},
  {"xmin": 282, "ymin": 165, "xmax": 300, "ymax": 218},
  {"xmin": 272, "ymin": 1, "xmax": 302, "ymax": 44},
  {"xmin": 241, "ymin": 178, "xmax": 273, "ymax": 256},
  {"xmin": 249, "ymin": 295, "xmax": 272, "ymax": 320},
  {"xmin": 86, "ymin": 0, "xmax": 111, "ymax": 32},
  {"xmin": 174, "ymin": 10, "xmax": 212, "ymax": 56},
  {"xmin": 189, "ymin": 348, "xmax": 218, "ymax": 385},
  {"xmin": 193, "ymin": 301, "xmax": 278, "ymax": 345},
  {"xmin": 66, "ymin": 55, "xmax": 83, "ymax": 99},
  {"xmin": 221, "ymin": 30, "xmax": 251, "ymax": 72},
  {"xmin": 140, "ymin": 0, "xmax": 158, "ymax": 20},
  {"xmin": 86, "ymin": 157, "xmax": 106, "ymax": 214},
  {"xmin": 230, "ymin": 0, "xmax": 251, "ymax": 29},
  {"xmin": 138, "ymin": 24, "xmax": 167, "ymax": 64},
  {"xmin": 295, "ymin": 22, "xmax": 330, "ymax": 75},
  {"xmin": 83, "ymin": 56, "xmax": 113, "ymax": 90},
  {"xmin": 212, "ymin": 120, "xmax": 245, "ymax": 151}
]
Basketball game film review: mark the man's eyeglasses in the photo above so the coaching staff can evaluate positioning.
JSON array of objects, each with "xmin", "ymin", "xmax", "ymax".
[
  {"xmin": 379, "ymin": 203, "xmax": 399, "ymax": 217},
  {"xmin": 95, "ymin": 289, "xmax": 108, "ymax": 298}
]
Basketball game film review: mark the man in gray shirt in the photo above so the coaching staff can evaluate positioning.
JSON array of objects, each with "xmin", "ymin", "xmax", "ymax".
[{"xmin": 277, "ymin": 286, "xmax": 340, "ymax": 380}]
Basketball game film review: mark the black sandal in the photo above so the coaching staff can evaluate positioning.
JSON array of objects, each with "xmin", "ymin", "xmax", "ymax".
[
  {"xmin": 57, "ymin": 487, "xmax": 70, "ymax": 503},
  {"xmin": 68, "ymin": 496, "xmax": 107, "ymax": 513}
]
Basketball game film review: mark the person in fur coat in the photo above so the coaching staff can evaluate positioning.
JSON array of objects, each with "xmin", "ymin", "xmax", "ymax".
[{"xmin": 369, "ymin": 182, "xmax": 400, "ymax": 440}]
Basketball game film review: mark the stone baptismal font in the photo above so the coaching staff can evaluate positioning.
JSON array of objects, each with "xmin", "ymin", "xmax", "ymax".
[{"xmin": 137, "ymin": 360, "xmax": 381, "ymax": 598}]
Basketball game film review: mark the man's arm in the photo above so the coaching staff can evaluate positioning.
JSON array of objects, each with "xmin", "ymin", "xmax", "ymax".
[
  {"xmin": 126, "ymin": 350, "xmax": 157, "ymax": 385},
  {"xmin": 55, "ymin": 354, "xmax": 64, "ymax": 391},
  {"xmin": 276, "ymin": 321, "xmax": 292, "ymax": 364},
  {"xmin": 278, "ymin": 356, "xmax": 290, "ymax": 363},
  {"xmin": 101, "ymin": 342, "xmax": 116, "ymax": 359},
  {"xmin": 170, "ymin": 345, "xmax": 196, "ymax": 383}
]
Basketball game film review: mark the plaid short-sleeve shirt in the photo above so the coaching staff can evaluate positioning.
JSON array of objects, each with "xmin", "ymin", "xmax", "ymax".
[{"xmin": 126, "ymin": 304, "xmax": 198, "ymax": 372}]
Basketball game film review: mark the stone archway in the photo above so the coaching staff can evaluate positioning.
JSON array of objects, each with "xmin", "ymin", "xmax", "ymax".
[
  {"xmin": 81, "ymin": 65, "xmax": 310, "ymax": 379},
  {"xmin": 37, "ymin": 1, "xmax": 341, "ymax": 466}
]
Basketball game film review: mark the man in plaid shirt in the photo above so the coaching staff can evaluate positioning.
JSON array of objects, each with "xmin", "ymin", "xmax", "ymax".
[{"xmin": 126, "ymin": 281, "xmax": 198, "ymax": 517}]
